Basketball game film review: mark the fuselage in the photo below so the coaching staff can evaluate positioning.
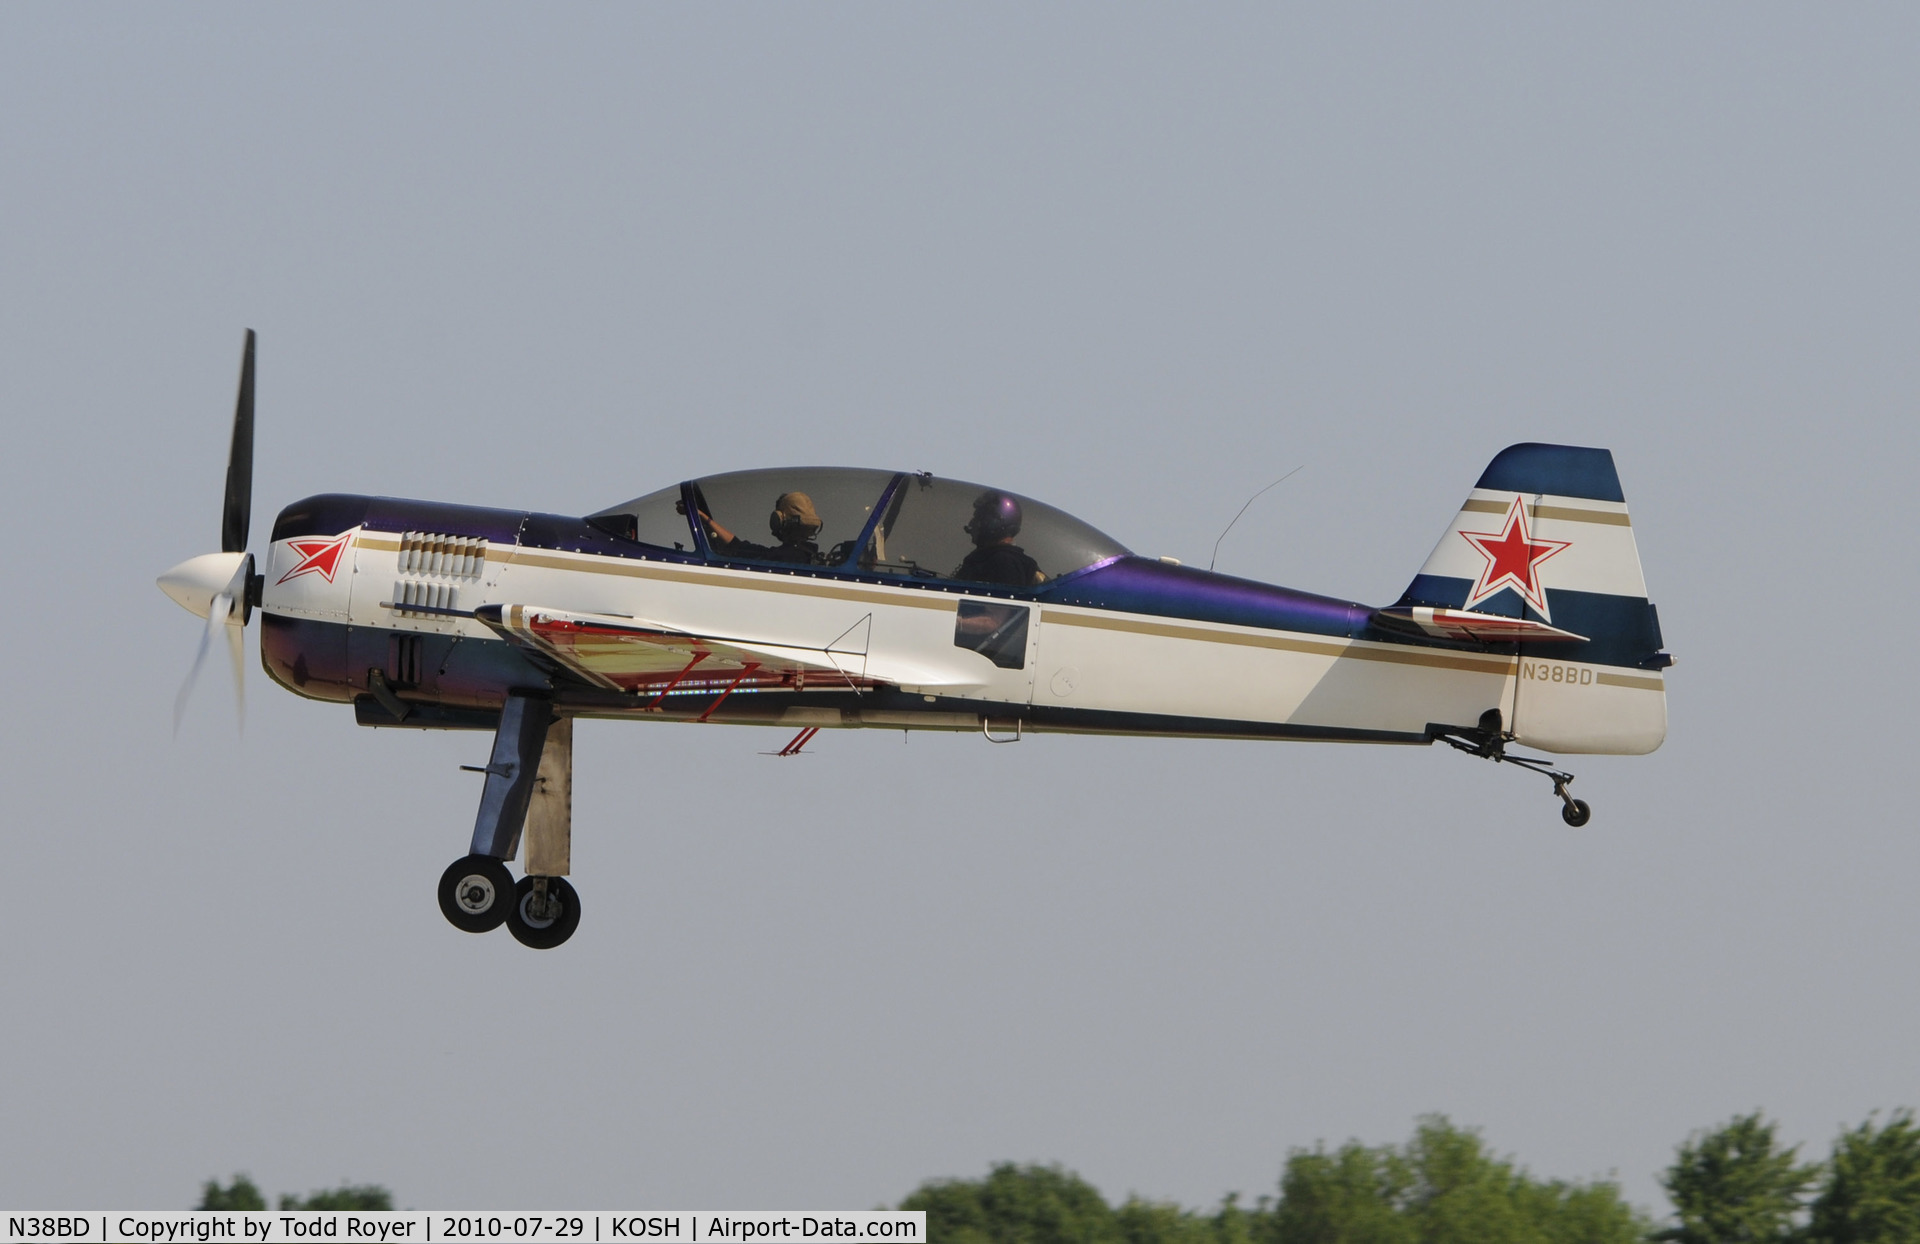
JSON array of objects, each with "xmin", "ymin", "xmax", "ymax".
[{"xmin": 259, "ymin": 482, "xmax": 1667, "ymax": 754}]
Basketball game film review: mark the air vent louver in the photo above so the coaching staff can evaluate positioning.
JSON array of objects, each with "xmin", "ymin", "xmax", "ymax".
[
  {"xmin": 392, "ymin": 531, "xmax": 486, "ymax": 618},
  {"xmin": 399, "ymin": 532, "xmax": 486, "ymax": 579}
]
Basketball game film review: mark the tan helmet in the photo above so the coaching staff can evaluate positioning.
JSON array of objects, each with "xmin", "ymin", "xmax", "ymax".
[{"xmin": 769, "ymin": 491, "xmax": 823, "ymax": 540}]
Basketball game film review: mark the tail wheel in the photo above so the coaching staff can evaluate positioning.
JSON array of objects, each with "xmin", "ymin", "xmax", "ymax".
[
  {"xmin": 438, "ymin": 856, "xmax": 515, "ymax": 933},
  {"xmin": 1561, "ymin": 799, "xmax": 1592, "ymax": 828},
  {"xmin": 506, "ymin": 876, "xmax": 581, "ymax": 949}
]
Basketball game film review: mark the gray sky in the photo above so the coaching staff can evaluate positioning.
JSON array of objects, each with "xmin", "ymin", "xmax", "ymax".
[{"xmin": 3, "ymin": 2, "xmax": 1916, "ymax": 1217}]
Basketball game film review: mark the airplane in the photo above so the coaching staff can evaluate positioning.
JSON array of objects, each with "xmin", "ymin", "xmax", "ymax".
[{"xmin": 159, "ymin": 333, "xmax": 1672, "ymax": 948}]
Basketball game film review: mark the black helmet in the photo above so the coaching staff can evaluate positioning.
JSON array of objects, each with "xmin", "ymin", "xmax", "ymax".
[{"xmin": 965, "ymin": 490, "xmax": 1023, "ymax": 543}]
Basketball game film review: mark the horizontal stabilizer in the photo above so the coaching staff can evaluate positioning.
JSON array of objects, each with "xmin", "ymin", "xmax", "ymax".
[{"xmin": 1374, "ymin": 606, "xmax": 1587, "ymax": 645}]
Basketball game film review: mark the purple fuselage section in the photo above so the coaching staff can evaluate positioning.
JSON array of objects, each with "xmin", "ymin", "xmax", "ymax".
[{"xmin": 1038, "ymin": 557, "xmax": 1374, "ymax": 640}]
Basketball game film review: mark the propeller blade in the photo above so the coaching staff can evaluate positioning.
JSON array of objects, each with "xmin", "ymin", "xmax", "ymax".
[
  {"xmin": 170, "ymin": 555, "xmax": 250, "ymax": 736},
  {"xmin": 174, "ymin": 591, "xmax": 232, "ymax": 736},
  {"xmin": 172, "ymin": 330, "xmax": 258, "ymax": 735},
  {"xmin": 221, "ymin": 329, "xmax": 255, "ymax": 554},
  {"xmin": 225, "ymin": 602, "xmax": 247, "ymax": 731}
]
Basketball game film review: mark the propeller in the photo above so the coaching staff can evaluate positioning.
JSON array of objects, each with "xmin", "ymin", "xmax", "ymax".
[
  {"xmin": 160, "ymin": 330, "xmax": 258, "ymax": 732},
  {"xmin": 223, "ymin": 328, "xmax": 254, "ymax": 554}
]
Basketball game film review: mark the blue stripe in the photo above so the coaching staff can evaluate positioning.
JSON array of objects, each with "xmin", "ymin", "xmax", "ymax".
[{"xmin": 1475, "ymin": 444, "xmax": 1624, "ymax": 503}]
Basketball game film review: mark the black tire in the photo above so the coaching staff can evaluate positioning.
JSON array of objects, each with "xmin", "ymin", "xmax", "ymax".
[
  {"xmin": 1561, "ymin": 799, "xmax": 1592, "ymax": 828},
  {"xmin": 438, "ymin": 855, "xmax": 515, "ymax": 933},
  {"xmin": 506, "ymin": 875, "xmax": 581, "ymax": 949}
]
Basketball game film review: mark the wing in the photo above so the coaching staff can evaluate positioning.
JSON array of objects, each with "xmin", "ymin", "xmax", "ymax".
[
  {"xmin": 475, "ymin": 603, "xmax": 993, "ymax": 698},
  {"xmin": 475, "ymin": 604, "xmax": 879, "ymax": 695}
]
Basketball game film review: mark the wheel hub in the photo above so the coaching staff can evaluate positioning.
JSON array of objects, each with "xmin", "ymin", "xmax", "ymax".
[
  {"xmin": 521, "ymin": 892, "xmax": 561, "ymax": 927},
  {"xmin": 456, "ymin": 875, "xmax": 497, "ymax": 914}
]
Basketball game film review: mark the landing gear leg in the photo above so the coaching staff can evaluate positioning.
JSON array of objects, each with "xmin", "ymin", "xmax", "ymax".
[
  {"xmin": 508, "ymin": 715, "xmax": 580, "ymax": 948},
  {"xmin": 442, "ymin": 691, "xmax": 552, "ymax": 935},
  {"xmin": 1430, "ymin": 709, "xmax": 1593, "ymax": 827}
]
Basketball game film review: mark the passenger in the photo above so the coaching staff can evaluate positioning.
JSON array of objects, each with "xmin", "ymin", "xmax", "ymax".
[
  {"xmin": 954, "ymin": 491, "xmax": 1043, "ymax": 587},
  {"xmin": 702, "ymin": 491, "xmax": 823, "ymax": 564}
]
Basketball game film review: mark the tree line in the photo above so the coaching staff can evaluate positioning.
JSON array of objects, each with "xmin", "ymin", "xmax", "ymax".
[
  {"xmin": 198, "ymin": 1177, "xmax": 391, "ymax": 1211},
  {"xmin": 195, "ymin": 1108, "xmax": 1920, "ymax": 1241},
  {"xmin": 899, "ymin": 1112, "xmax": 1920, "ymax": 1244}
]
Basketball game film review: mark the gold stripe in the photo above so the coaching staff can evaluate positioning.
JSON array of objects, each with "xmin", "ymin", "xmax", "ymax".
[
  {"xmin": 1459, "ymin": 499, "xmax": 1631, "ymax": 527},
  {"xmin": 1043, "ymin": 609, "xmax": 1515, "ymax": 676},
  {"xmin": 352, "ymin": 533, "xmax": 512, "ymax": 560},
  {"xmin": 362, "ymin": 532, "xmax": 1652, "ymax": 686},
  {"xmin": 1597, "ymin": 672, "xmax": 1665, "ymax": 692},
  {"xmin": 357, "ymin": 530, "xmax": 963, "ymax": 611},
  {"xmin": 1535, "ymin": 505, "xmax": 1631, "ymax": 527}
]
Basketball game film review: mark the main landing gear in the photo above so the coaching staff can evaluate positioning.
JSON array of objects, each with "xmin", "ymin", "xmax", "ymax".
[
  {"xmin": 441, "ymin": 692, "xmax": 581, "ymax": 948},
  {"xmin": 1432, "ymin": 709, "xmax": 1592, "ymax": 827}
]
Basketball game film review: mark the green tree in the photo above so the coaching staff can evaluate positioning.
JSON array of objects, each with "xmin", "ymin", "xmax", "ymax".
[
  {"xmin": 1654, "ymin": 1112, "xmax": 1817, "ymax": 1244},
  {"xmin": 279, "ymin": 1184, "xmax": 393, "ymax": 1211},
  {"xmin": 1114, "ymin": 1192, "xmax": 1260, "ymax": 1244},
  {"xmin": 1804, "ymin": 1111, "xmax": 1920, "ymax": 1244},
  {"xmin": 903, "ymin": 1163, "xmax": 1119, "ymax": 1244},
  {"xmin": 1267, "ymin": 1116, "xmax": 1644, "ymax": 1244},
  {"xmin": 895, "ymin": 1121, "xmax": 1644, "ymax": 1244},
  {"xmin": 197, "ymin": 1175, "xmax": 266, "ymax": 1211},
  {"xmin": 1401, "ymin": 1117, "xmax": 1539, "ymax": 1244},
  {"xmin": 1196, "ymin": 1192, "xmax": 1261, "ymax": 1244},
  {"xmin": 1114, "ymin": 1197, "xmax": 1208, "ymax": 1244},
  {"xmin": 1267, "ymin": 1137, "xmax": 1414, "ymax": 1244},
  {"xmin": 900, "ymin": 1164, "xmax": 1252, "ymax": 1244}
]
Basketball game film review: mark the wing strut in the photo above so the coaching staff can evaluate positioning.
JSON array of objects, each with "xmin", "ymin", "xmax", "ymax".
[
  {"xmin": 769, "ymin": 725, "xmax": 821, "ymax": 757},
  {"xmin": 645, "ymin": 651, "xmax": 712, "ymax": 708},
  {"xmin": 696, "ymin": 663, "xmax": 762, "ymax": 723}
]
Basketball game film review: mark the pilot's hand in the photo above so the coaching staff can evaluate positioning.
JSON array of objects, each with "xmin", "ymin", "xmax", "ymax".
[{"xmin": 701, "ymin": 512, "xmax": 736, "ymax": 546}]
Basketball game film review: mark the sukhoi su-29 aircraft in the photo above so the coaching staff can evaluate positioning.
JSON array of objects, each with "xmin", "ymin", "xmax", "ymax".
[{"xmin": 160, "ymin": 334, "xmax": 1672, "ymax": 948}]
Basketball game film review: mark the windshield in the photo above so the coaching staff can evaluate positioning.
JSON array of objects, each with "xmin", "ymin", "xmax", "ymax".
[
  {"xmin": 587, "ymin": 484, "xmax": 698, "ymax": 552},
  {"xmin": 591, "ymin": 481, "xmax": 706, "ymax": 549},
  {"xmin": 862, "ymin": 475, "xmax": 1129, "ymax": 588}
]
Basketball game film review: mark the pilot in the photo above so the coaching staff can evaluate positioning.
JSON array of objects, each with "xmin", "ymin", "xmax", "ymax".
[
  {"xmin": 954, "ymin": 490, "xmax": 1043, "ymax": 587},
  {"xmin": 701, "ymin": 491, "xmax": 824, "ymax": 564}
]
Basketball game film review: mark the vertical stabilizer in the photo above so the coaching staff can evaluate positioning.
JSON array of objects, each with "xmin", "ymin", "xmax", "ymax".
[{"xmin": 1399, "ymin": 444, "xmax": 1669, "ymax": 754}]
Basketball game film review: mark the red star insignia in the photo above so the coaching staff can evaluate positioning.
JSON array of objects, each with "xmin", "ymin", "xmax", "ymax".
[
  {"xmin": 277, "ymin": 533, "xmax": 352, "ymax": 585},
  {"xmin": 1458, "ymin": 497, "xmax": 1569, "ymax": 619}
]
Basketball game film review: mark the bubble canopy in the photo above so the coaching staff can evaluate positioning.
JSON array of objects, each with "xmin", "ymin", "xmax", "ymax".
[{"xmin": 589, "ymin": 468, "xmax": 1130, "ymax": 588}]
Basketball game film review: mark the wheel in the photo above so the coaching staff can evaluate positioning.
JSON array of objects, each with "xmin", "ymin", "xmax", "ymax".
[
  {"xmin": 438, "ymin": 855, "xmax": 515, "ymax": 933},
  {"xmin": 506, "ymin": 875, "xmax": 581, "ymax": 949},
  {"xmin": 1561, "ymin": 799, "xmax": 1592, "ymax": 828}
]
